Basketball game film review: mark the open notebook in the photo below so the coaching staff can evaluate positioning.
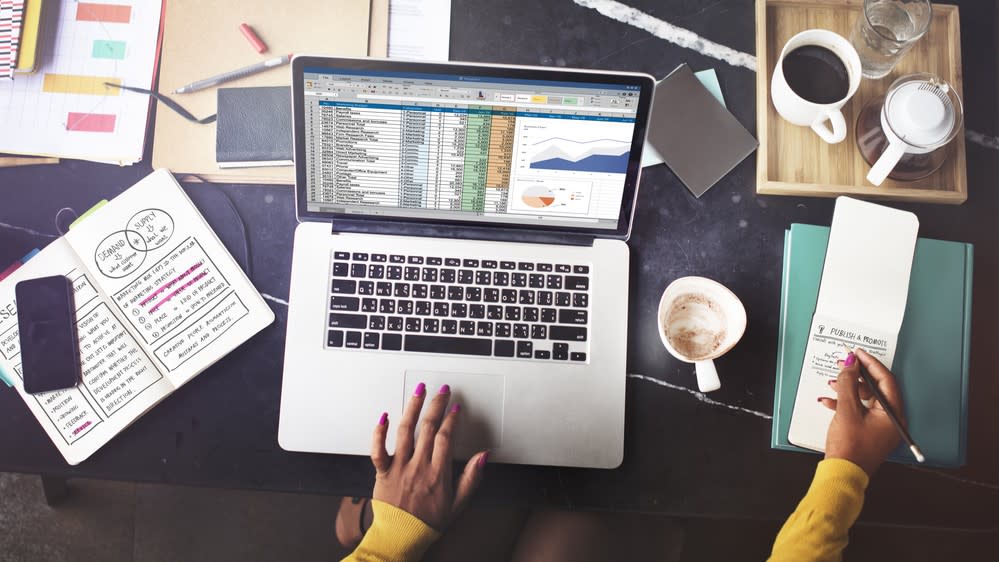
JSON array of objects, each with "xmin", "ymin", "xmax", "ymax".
[
  {"xmin": 0, "ymin": 170, "xmax": 274, "ymax": 465},
  {"xmin": 787, "ymin": 197, "xmax": 918, "ymax": 452}
]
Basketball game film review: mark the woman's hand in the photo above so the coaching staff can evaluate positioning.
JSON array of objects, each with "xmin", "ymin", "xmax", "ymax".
[
  {"xmin": 820, "ymin": 348, "xmax": 904, "ymax": 477},
  {"xmin": 371, "ymin": 382, "xmax": 489, "ymax": 530}
]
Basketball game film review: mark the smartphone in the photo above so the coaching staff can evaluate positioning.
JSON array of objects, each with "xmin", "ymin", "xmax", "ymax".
[{"xmin": 15, "ymin": 275, "xmax": 81, "ymax": 394}]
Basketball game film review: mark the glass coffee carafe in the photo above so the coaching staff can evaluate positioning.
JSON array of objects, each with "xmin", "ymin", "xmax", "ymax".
[{"xmin": 856, "ymin": 73, "xmax": 963, "ymax": 185}]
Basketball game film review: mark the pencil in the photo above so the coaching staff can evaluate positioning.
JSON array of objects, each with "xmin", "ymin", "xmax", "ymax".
[{"xmin": 843, "ymin": 344, "xmax": 925, "ymax": 463}]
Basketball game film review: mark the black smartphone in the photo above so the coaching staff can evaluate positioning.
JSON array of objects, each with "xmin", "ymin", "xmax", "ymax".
[{"xmin": 15, "ymin": 275, "xmax": 81, "ymax": 394}]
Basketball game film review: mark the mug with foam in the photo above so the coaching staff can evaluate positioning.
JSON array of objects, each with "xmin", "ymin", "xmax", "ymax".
[
  {"xmin": 657, "ymin": 277, "xmax": 747, "ymax": 393},
  {"xmin": 771, "ymin": 29, "xmax": 863, "ymax": 144}
]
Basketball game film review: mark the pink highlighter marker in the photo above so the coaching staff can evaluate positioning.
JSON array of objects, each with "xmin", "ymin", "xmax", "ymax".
[{"xmin": 239, "ymin": 23, "xmax": 268, "ymax": 54}]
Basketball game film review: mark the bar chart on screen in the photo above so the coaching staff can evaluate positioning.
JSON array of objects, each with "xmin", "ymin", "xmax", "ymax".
[{"xmin": 0, "ymin": 0, "xmax": 162, "ymax": 164}]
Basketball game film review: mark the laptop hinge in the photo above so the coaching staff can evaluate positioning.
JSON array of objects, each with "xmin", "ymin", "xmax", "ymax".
[{"xmin": 326, "ymin": 219, "xmax": 597, "ymax": 247}]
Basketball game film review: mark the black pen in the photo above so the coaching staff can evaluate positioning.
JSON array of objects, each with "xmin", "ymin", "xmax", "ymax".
[{"xmin": 843, "ymin": 345, "xmax": 925, "ymax": 463}]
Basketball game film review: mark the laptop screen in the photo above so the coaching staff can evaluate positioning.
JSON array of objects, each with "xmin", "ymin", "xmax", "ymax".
[{"xmin": 298, "ymin": 63, "xmax": 649, "ymax": 233}]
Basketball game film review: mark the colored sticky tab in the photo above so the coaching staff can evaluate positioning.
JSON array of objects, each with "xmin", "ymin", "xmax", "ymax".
[
  {"xmin": 92, "ymin": 40, "xmax": 127, "ymax": 60},
  {"xmin": 0, "ymin": 262, "xmax": 22, "ymax": 282},
  {"xmin": 67, "ymin": 113, "xmax": 117, "ymax": 132},
  {"xmin": 0, "ymin": 367, "xmax": 12, "ymax": 388},
  {"xmin": 43, "ymin": 74, "xmax": 122, "ymax": 96},
  {"xmin": 76, "ymin": 3, "xmax": 132, "ymax": 23},
  {"xmin": 70, "ymin": 200, "xmax": 109, "ymax": 230},
  {"xmin": 21, "ymin": 249, "xmax": 40, "ymax": 262},
  {"xmin": 642, "ymin": 68, "xmax": 727, "ymax": 168}
]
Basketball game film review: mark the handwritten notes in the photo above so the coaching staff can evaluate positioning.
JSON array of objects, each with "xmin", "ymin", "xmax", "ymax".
[{"xmin": 0, "ymin": 170, "xmax": 273, "ymax": 465}]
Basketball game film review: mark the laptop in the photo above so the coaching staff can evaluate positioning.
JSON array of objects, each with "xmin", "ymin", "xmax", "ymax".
[{"xmin": 279, "ymin": 56, "xmax": 655, "ymax": 468}]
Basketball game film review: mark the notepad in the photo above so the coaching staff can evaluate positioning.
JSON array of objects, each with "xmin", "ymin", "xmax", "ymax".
[
  {"xmin": 642, "ymin": 69, "xmax": 726, "ymax": 168},
  {"xmin": 14, "ymin": 0, "xmax": 43, "ymax": 73},
  {"xmin": 773, "ymin": 223, "xmax": 972, "ymax": 467},
  {"xmin": 645, "ymin": 64, "xmax": 758, "ymax": 197},
  {"xmin": 787, "ymin": 197, "xmax": 919, "ymax": 452},
  {"xmin": 0, "ymin": 170, "xmax": 274, "ymax": 465}
]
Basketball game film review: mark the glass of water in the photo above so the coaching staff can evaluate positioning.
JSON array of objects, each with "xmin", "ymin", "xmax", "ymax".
[{"xmin": 851, "ymin": 0, "xmax": 932, "ymax": 79}]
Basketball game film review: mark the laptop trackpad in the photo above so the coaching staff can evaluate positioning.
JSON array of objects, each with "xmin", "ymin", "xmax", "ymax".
[{"xmin": 403, "ymin": 371, "xmax": 505, "ymax": 458}]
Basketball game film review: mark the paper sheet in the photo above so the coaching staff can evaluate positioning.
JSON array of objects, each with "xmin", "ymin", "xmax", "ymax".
[
  {"xmin": 642, "ymin": 69, "xmax": 725, "ymax": 168},
  {"xmin": 0, "ymin": 0, "xmax": 162, "ymax": 163},
  {"xmin": 388, "ymin": 0, "xmax": 451, "ymax": 61}
]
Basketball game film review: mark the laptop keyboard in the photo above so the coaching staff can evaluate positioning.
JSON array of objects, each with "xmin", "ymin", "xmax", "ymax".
[{"xmin": 326, "ymin": 251, "xmax": 590, "ymax": 362}]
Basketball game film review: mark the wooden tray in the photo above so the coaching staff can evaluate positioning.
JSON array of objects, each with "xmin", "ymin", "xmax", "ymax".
[{"xmin": 755, "ymin": 0, "xmax": 966, "ymax": 204}]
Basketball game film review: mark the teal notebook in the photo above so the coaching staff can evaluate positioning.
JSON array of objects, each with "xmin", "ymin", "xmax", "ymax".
[{"xmin": 772, "ymin": 224, "xmax": 972, "ymax": 468}]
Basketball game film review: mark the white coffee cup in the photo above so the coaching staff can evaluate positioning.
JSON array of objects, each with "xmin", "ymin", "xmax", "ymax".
[
  {"xmin": 657, "ymin": 277, "xmax": 747, "ymax": 393},
  {"xmin": 771, "ymin": 29, "xmax": 862, "ymax": 144}
]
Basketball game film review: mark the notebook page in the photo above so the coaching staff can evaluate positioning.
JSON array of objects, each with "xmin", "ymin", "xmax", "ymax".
[
  {"xmin": 0, "ymin": 238, "xmax": 173, "ymax": 465},
  {"xmin": 0, "ymin": 0, "xmax": 161, "ymax": 163},
  {"xmin": 64, "ymin": 170, "xmax": 274, "ymax": 389},
  {"xmin": 788, "ymin": 197, "xmax": 918, "ymax": 452}
]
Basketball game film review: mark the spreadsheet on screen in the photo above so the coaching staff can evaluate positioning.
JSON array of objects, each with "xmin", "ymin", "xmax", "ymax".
[{"xmin": 302, "ymin": 68, "xmax": 641, "ymax": 230}]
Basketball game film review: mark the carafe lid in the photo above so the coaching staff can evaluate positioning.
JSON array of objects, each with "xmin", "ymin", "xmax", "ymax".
[{"xmin": 883, "ymin": 74, "xmax": 963, "ymax": 150}]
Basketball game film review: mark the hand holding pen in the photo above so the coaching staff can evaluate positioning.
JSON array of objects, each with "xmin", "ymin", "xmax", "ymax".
[{"xmin": 819, "ymin": 347, "xmax": 923, "ymax": 476}]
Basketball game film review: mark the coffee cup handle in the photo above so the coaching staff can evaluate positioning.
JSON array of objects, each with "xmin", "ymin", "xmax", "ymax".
[
  {"xmin": 811, "ymin": 109, "xmax": 847, "ymax": 144},
  {"xmin": 695, "ymin": 360, "xmax": 721, "ymax": 393},
  {"xmin": 867, "ymin": 141, "xmax": 907, "ymax": 186}
]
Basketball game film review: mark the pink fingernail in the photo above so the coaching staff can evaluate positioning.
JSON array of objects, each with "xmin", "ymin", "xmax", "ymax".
[
  {"xmin": 378, "ymin": 412, "xmax": 388, "ymax": 425},
  {"xmin": 828, "ymin": 379, "xmax": 836, "ymax": 386},
  {"xmin": 477, "ymin": 451, "xmax": 490, "ymax": 467},
  {"xmin": 414, "ymin": 382, "xmax": 426, "ymax": 396},
  {"xmin": 844, "ymin": 353, "xmax": 857, "ymax": 367},
  {"xmin": 439, "ymin": 384, "xmax": 450, "ymax": 395},
  {"xmin": 451, "ymin": 403, "xmax": 460, "ymax": 414}
]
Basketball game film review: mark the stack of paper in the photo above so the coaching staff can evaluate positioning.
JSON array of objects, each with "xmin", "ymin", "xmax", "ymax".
[{"xmin": 0, "ymin": 0, "xmax": 163, "ymax": 164}]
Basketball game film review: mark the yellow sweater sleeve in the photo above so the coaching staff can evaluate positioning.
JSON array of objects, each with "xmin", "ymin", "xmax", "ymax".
[
  {"xmin": 341, "ymin": 500, "xmax": 441, "ymax": 562},
  {"xmin": 768, "ymin": 458, "xmax": 869, "ymax": 562}
]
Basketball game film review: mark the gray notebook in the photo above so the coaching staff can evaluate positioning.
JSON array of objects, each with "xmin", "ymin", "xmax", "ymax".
[
  {"xmin": 216, "ymin": 86, "xmax": 294, "ymax": 168},
  {"xmin": 647, "ymin": 64, "xmax": 758, "ymax": 197}
]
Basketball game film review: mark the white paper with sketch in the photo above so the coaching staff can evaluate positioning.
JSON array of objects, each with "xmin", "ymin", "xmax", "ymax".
[
  {"xmin": 0, "ymin": 170, "xmax": 273, "ymax": 465},
  {"xmin": 388, "ymin": 0, "xmax": 451, "ymax": 60},
  {"xmin": 0, "ymin": 0, "xmax": 161, "ymax": 163},
  {"xmin": 787, "ymin": 197, "xmax": 918, "ymax": 452}
]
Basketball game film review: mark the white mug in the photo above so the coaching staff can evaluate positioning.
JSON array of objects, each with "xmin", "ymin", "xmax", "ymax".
[
  {"xmin": 657, "ymin": 277, "xmax": 747, "ymax": 393},
  {"xmin": 771, "ymin": 29, "xmax": 862, "ymax": 144}
]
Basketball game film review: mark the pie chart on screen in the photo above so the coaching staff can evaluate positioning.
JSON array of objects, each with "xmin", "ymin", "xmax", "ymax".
[{"xmin": 521, "ymin": 185, "xmax": 557, "ymax": 208}]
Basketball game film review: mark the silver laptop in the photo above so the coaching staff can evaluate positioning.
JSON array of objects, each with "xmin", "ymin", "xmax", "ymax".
[{"xmin": 278, "ymin": 56, "xmax": 655, "ymax": 468}]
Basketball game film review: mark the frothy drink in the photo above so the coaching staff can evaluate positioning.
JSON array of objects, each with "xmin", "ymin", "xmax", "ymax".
[{"xmin": 662, "ymin": 293, "xmax": 727, "ymax": 361}]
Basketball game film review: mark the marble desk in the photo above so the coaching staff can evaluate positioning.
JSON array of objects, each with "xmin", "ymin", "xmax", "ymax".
[{"xmin": 1, "ymin": 0, "xmax": 997, "ymax": 528}]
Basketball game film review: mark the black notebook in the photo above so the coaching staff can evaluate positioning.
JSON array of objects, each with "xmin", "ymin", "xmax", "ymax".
[{"xmin": 216, "ymin": 86, "xmax": 294, "ymax": 168}]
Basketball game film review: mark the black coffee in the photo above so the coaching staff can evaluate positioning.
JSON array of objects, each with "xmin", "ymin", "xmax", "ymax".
[{"xmin": 782, "ymin": 45, "xmax": 849, "ymax": 104}]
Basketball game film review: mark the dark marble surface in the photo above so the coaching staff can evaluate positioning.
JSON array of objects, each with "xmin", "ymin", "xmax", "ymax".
[{"xmin": 1, "ymin": 0, "xmax": 997, "ymax": 527}]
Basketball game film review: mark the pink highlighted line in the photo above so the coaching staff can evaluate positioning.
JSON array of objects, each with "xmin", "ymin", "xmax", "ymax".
[
  {"xmin": 140, "ymin": 262, "xmax": 204, "ymax": 307},
  {"xmin": 149, "ymin": 271, "xmax": 209, "ymax": 313},
  {"xmin": 67, "ymin": 112, "xmax": 116, "ymax": 132}
]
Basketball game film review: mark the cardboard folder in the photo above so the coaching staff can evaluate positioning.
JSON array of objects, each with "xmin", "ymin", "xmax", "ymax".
[{"xmin": 151, "ymin": 0, "xmax": 385, "ymax": 184}]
